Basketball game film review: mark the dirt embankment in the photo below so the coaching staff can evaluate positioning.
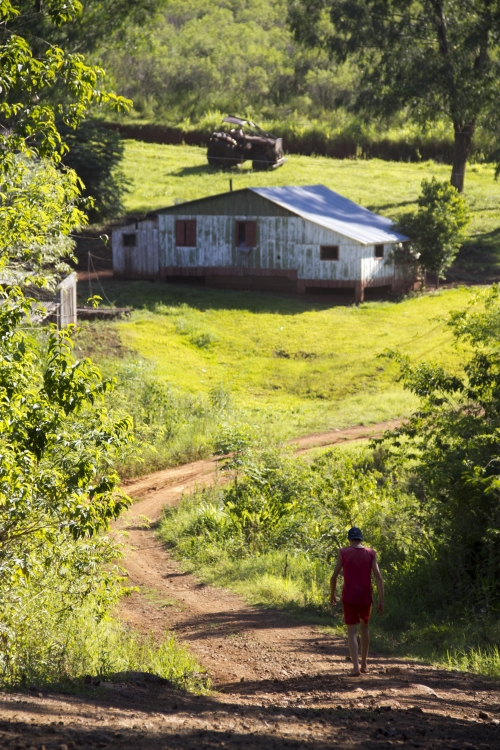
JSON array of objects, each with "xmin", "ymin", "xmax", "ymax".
[{"xmin": 2, "ymin": 420, "xmax": 500, "ymax": 750}]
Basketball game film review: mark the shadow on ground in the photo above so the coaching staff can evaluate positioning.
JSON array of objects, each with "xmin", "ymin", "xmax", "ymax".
[{"xmin": 1, "ymin": 674, "xmax": 498, "ymax": 750}]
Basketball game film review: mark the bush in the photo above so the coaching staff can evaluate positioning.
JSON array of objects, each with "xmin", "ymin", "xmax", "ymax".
[
  {"xmin": 398, "ymin": 178, "xmax": 470, "ymax": 284},
  {"xmin": 160, "ymin": 447, "xmax": 426, "ymax": 612},
  {"xmin": 61, "ymin": 119, "xmax": 128, "ymax": 222}
]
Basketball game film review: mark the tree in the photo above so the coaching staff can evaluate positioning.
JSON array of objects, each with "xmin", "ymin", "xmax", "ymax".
[
  {"xmin": 6, "ymin": 0, "xmax": 164, "ymax": 62},
  {"xmin": 0, "ymin": 290, "xmax": 132, "ymax": 587},
  {"xmin": 381, "ymin": 286, "xmax": 500, "ymax": 609},
  {"xmin": 288, "ymin": 0, "xmax": 500, "ymax": 192},
  {"xmin": 398, "ymin": 178, "xmax": 470, "ymax": 286},
  {"xmin": 61, "ymin": 119, "xmax": 128, "ymax": 222},
  {"xmin": 0, "ymin": 156, "xmax": 85, "ymax": 288},
  {"xmin": 0, "ymin": 1, "xmax": 134, "ymax": 627},
  {"xmin": 0, "ymin": 1, "xmax": 132, "ymax": 275},
  {"xmin": 1, "ymin": 1, "xmax": 163, "ymax": 222},
  {"xmin": 0, "ymin": 0, "xmax": 130, "ymax": 171}
]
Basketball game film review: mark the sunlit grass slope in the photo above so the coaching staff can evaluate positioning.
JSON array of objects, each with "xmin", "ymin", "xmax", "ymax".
[
  {"xmin": 121, "ymin": 141, "xmax": 500, "ymax": 248},
  {"xmin": 108, "ymin": 281, "xmax": 473, "ymax": 437}
]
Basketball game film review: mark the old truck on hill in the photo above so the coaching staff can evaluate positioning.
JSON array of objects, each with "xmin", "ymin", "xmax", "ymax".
[{"xmin": 207, "ymin": 116, "xmax": 285, "ymax": 171}]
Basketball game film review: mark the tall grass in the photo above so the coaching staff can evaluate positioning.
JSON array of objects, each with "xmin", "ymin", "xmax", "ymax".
[
  {"xmin": 158, "ymin": 444, "xmax": 500, "ymax": 675},
  {"xmin": 445, "ymin": 647, "xmax": 500, "ymax": 677},
  {"xmin": 0, "ymin": 528, "xmax": 207, "ymax": 692},
  {"xmin": 1, "ymin": 598, "xmax": 207, "ymax": 691}
]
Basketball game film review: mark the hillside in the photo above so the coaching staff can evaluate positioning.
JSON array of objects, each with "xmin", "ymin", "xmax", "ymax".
[
  {"xmin": 78, "ymin": 278, "xmax": 474, "ymax": 457},
  {"xmin": 119, "ymin": 140, "xmax": 500, "ymax": 281}
]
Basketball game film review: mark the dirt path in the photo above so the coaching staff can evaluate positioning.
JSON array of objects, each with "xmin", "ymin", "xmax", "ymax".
[
  {"xmin": 3, "ymin": 419, "xmax": 500, "ymax": 750},
  {"xmin": 120, "ymin": 419, "xmax": 402, "ymax": 521}
]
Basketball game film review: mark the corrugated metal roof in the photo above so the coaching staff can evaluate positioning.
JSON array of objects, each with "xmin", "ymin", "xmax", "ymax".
[{"xmin": 250, "ymin": 185, "xmax": 408, "ymax": 245}]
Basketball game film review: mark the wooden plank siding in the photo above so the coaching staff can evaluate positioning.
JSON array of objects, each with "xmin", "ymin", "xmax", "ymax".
[
  {"xmin": 158, "ymin": 214, "xmax": 395, "ymax": 283},
  {"xmin": 112, "ymin": 220, "xmax": 159, "ymax": 278},
  {"xmin": 155, "ymin": 189, "xmax": 294, "ymax": 218},
  {"xmin": 112, "ymin": 188, "xmax": 416, "ymax": 301},
  {"xmin": 58, "ymin": 273, "xmax": 77, "ymax": 328}
]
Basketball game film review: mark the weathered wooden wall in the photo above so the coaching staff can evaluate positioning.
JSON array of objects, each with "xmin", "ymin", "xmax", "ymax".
[
  {"xmin": 156, "ymin": 189, "xmax": 293, "ymax": 218},
  {"xmin": 111, "ymin": 188, "xmax": 414, "ymax": 301},
  {"xmin": 112, "ymin": 220, "xmax": 159, "ymax": 278},
  {"xmin": 158, "ymin": 214, "xmax": 395, "ymax": 284}
]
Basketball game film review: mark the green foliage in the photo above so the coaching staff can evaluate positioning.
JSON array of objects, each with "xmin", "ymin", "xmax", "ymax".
[
  {"xmin": 289, "ymin": 0, "xmax": 500, "ymax": 190},
  {"xmin": 398, "ymin": 178, "xmax": 470, "ymax": 283},
  {"xmin": 447, "ymin": 283, "xmax": 500, "ymax": 346},
  {"xmin": 87, "ymin": 279, "xmax": 480, "ymax": 468},
  {"xmin": 0, "ymin": 1, "xmax": 132, "ymax": 282},
  {"xmin": 9, "ymin": 0, "xmax": 164, "ymax": 59},
  {"xmin": 381, "ymin": 287, "xmax": 500, "ymax": 613},
  {"xmin": 0, "ymin": 0, "xmax": 206, "ymax": 693},
  {"xmin": 1, "ymin": 569, "xmax": 206, "ymax": 690},
  {"xmin": 102, "ymin": 0, "xmax": 348, "ymax": 121},
  {"xmin": 445, "ymin": 646, "xmax": 500, "ymax": 678},
  {"xmin": 61, "ymin": 119, "xmax": 128, "ymax": 221},
  {"xmin": 0, "ymin": 0, "xmax": 130, "ymax": 169},
  {"xmin": 160, "ymin": 447, "xmax": 425, "ymax": 602},
  {"xmin": 83, "ymin": 352, "xmax": 239, "ymax": 478},
  {"xmin": 0, "ymin": 156, "xmax": 84, "ymax": 288},
  {"xmin": 0, "ymin": 289, "xmax": 132, "ymax": 591}
]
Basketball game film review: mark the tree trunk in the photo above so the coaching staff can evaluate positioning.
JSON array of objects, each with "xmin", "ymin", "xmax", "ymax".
[{"xmin": 451, "ymin": 121, "xmax": 475, "ymax": 193}]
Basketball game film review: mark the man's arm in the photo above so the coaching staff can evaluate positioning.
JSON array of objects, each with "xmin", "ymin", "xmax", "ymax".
[
  {"xmin": 372, "ymin": 556, "xmax": 384, "ymax": 614},
  {"xmin": 330, "ymin": 550, "xmax": 343, "ymax": 605}
]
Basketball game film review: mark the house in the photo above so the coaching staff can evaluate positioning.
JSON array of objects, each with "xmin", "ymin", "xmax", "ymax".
[{"xmin": 112, "ymin": 185, "xmax": 411, "ymax": 302}]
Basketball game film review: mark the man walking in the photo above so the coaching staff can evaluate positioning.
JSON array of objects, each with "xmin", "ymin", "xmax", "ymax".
[{"xmin": 330, "ymin": 527, "xmax": 384, "ymax": 676}]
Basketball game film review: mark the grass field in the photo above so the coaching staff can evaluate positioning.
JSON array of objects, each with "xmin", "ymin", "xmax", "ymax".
[
  {"xmin": 121, "ymin": 141, "xmax": 500, "ymax": 266},
  {"xmin": 90, "ymin": 280, "xmax": 476, "ymax": 440},
  {"xmin": 76, "ymin": 141, "xmax": 500, "ymax": 459}
]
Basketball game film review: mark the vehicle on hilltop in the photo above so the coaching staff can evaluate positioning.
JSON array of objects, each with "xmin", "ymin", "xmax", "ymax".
[{"xmin": 207, "ymin": 116, "xmax": 285, "ymax": 171}]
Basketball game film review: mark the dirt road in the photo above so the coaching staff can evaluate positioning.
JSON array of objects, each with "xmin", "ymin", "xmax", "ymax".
[
  {"xmin": 120, "ymin": 419, "xmax": 402, "ymax": 521},
  {"xmin": 2, "ymin": 420, "xmax": 500, "ymax": 750}
]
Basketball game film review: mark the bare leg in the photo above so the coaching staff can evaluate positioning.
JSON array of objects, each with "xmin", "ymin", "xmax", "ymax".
[
  {"xmin": 347, "ymin": 624, "xmax": 360, "ymax": 675},
  {"xmin": 360, "ymin": 620, "xmax": 370, "ymax": 673}
]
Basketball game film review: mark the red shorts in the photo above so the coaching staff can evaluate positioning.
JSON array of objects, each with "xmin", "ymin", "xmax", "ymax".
[{"xmin": 343, "ymin": 602, "xmax": 372, "ymax": 625}]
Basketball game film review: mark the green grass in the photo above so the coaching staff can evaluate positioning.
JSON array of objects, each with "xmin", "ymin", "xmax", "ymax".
[
  {"xmin": 77, "ymin": 141, "xmax": 500, "ymax": 467},
  {"xmin": 91, "ymin": 280, "xmax": 475, "ymax": 439},
  {"xmin": 121, "ymin": 141, "xmax": 500, "ymax": 265},
  {"xmin": 2, "ymin": 595, "xmax": 208, "ymax": 692},
  {"xmin": 445, "ymin": 646, "xmax": 500, "ymax": 677},
  {"xmin": 158, "ymin": 457, "xmax": 500, "ymax": 678}
]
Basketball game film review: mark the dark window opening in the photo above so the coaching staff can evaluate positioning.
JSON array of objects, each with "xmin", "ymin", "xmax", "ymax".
[
  {"xmin": 123, "ymin": 233, "xmax": 136, "ymax": 247},
  {"xmin": 175, "ymin": 219, "xmax": 197, "ymax": 247},
  {"xmin": 375, "ymin": 244, "xmax": 384, "ymax": 258},
  {"xmin": 320, "ymin": 245, "xmax": 339, "ymax": 261},
  {"xmin": 236, "ymin": 221, "xmax": 257, "ymax": 248}
]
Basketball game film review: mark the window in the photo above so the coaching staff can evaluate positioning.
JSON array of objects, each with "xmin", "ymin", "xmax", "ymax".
[
  {"xmin": 375, "ymin": 244, "xmax": 384, "ymax": 258},
  {"xmin": 175, "ymin": 219, "xmax": 197, "ymax": 247},
  {"xmin": 236, "ymin": 221, "xmax": 257, "ymax": 248},
  {"xmin": 123, "ymin": 233, "xmax": 136, "ymax": 247},
  {"xmin": 320, "ymin": 245, "xmax": 339, "ymax": 261}
]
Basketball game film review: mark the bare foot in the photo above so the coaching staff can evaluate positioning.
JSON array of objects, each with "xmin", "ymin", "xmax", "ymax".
[
  {"xmin": 360, "ymin": 665, "xmax": 369, "ymax": 673},
  {"xmin": 347, "ymin": 670, "xmax": 361, "ymax": 677}
]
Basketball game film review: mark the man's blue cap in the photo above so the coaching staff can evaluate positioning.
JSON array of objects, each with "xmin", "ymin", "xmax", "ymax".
[{"xmin": 348, "ymin": 526, "xmax": 363, "ymax": 540}]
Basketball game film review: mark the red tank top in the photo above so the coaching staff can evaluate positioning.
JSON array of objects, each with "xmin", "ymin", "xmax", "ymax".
[{"xmin": 340, "ymin": 546, "xmax": 376, "ymax": 604}]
